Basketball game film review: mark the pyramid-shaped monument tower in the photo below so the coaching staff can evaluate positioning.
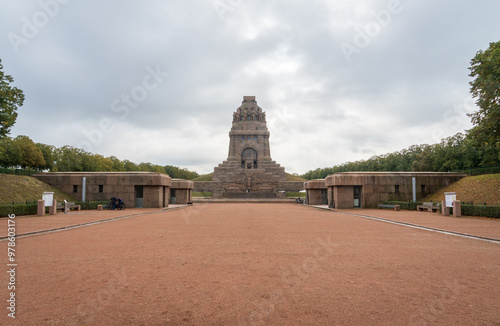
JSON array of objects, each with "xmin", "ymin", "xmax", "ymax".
[{"xmin": 210, "ymin": 96, "xmax": 291, "ymax": 197}]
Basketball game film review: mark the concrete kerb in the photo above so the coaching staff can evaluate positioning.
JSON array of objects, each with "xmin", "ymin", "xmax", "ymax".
[
  {"xmin": 304, "ymin": 205, "xmax": 500, "ymax": 244},
  {"xmin": 0, "ymin": 205, "xmax": 190, "ymax": 241}
]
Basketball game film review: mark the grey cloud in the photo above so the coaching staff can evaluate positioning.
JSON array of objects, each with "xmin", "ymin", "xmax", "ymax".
[{"xmin": 2, "ymin": 0, "xmax": 499, "ymax": 174}]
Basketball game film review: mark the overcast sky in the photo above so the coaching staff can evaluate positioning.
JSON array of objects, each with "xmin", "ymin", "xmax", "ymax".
[{"xmin": 1, "ymin": 0, "xmax": 499, "ymax": 175}]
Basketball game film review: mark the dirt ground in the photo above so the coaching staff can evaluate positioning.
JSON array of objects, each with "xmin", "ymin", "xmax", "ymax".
[{"xmin": 1, "ymin": 204, "xmax": 499, "ymax": 325}]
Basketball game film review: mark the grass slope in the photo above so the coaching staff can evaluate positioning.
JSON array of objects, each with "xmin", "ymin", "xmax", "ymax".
[
  {"xmin": 0, "ymin": 174, "xmax": 77, "ymax": 205},
  {"xmin": 286, "ymin": 173, "xmax": 306, "ymax": 182},
  {"xmin": 423, "ymin": 174, "xmax": 500, "ymax": 205},
  {"xmin": 193, "ymin": 173, "xmax": 214, "ymax": 182}
]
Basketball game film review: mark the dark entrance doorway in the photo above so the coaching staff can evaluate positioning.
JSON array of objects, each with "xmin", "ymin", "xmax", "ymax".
[
  {"xmin": 353, "ymin": 186, "xmax": 362, "ymax": 208},
  {"xmin": 135, "ymin": 186, "xmax": 144, "ymax": 208},
  {"xmin": 170, "ymin": 189, "xmax": 177, "ymax": 204},
  {"xmin": 321, "ymin": 189, "xmax": 328, "ymax": 205},
  {"xmin": 241, "ymin": 148, "xmax": 258, "ymax": 169}
]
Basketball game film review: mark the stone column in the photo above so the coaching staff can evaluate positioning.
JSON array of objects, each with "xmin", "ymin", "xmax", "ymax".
[
  {"xmin": 453, "ymin": 201, "xmax": 462, "ymax": 217},
  {"xmin": 48, "ymin": 199, "xmax": 57, "ymax": 215},
  {"xmin": 442, "ymin": 200, "xmax": 450, "ymax": 216},
  {"xmin": 37, "ymin": 200, "xmax": 45, "ymax": 216}
]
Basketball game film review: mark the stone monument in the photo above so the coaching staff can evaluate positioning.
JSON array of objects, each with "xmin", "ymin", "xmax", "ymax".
[{"xmin": 195, "ymin": 96, "xmax": 303, "ymax": 198}]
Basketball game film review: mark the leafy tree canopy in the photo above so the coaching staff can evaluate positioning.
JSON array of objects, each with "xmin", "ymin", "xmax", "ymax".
[
  {"xmin": 469, "ymin": 41, "xmax": 500, "ymax": 145},
  {"xmin": 0, "ymin": 59, "xmax": 24, "ymax": 138}
]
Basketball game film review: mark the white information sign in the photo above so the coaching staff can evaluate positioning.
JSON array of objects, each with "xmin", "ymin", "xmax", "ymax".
[
  {"xmin": 445, "ymin": 192, "xmax": 456, "ymax": 208},
  {"xmin": 42, "ymin": 192, "xmax": 54, "ymax": 207}
]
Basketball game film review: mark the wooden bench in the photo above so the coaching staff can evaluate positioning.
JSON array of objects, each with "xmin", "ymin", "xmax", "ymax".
[
  {"xmin": 67, "ymin": 202, "xmax": 81, "ymax": 211},
  {"xmin": 56, "ymin": 201, "xmax": 81, "ymax": 213},
  {"xmin": 417, "ymin": 202, "xmax": 440, "ymax": 213},
  {"xmin": 377, "ymin": 204, "xmax": 401, "ymax": 211}
]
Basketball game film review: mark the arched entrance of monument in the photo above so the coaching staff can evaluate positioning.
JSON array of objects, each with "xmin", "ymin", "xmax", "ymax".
[{"xmin": 241, "ymin": 148, "xmax": 258, "ymax": 170}]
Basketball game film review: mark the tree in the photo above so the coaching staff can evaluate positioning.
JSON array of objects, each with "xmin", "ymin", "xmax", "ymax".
[
  {"xmin": 468, "ymin": 41, "xmax": 500, "ymax": 145},
  {"xmin": 36, "ymin": 143, "xmax": 56, "ymax": 171},
  {"xmin": 55, "ymin": 146, "xmax": 84, "ymax": 171},
  {"xmin": 0, "ymin": 136, "xmax": 45, "ymax": 169},
  {"xmin": 0, "ymin": 59, "xmax": 25, "ymax": 138},
  {"xmin": 109, "ymin": 156, "xmax": 126, "ymax": 171},
  {"xmin": 15, "ymin": 135, "xmax": 45, "ymax": 169},
  {"xmin": 0, "ymin": 137, "xmax": 13, "ymax": 167},
  {"xmin": 123, "ymin": 160, "xmax": 138, "ymax": 171}
]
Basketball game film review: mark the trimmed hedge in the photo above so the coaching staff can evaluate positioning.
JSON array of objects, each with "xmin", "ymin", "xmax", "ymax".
[
  {"xmin": 192, "ymin": 192, "xmax": 213, "ymax": 198},
  {"xmin": 286, "ymin": 192, "xmax": 306, "ymax": 198},
  {"xmin": 385, "ymin": 201, "xmax": 423, "ymax": 211},
  {"xmin": 75, "ymin": 201, "xmax": 109, "ymax": 210},
  {"xmin": 0, "ymin": 201, "xmax": 110, "ymax": 218},
  {"xmin": 461, "ymin": 205, "xmax": 500, "ymax": 218},
  {"xmin": 383, "ymin": 201, "xmax": 500, "ymax": 218},
  {"xmin": 0, "ymin": 204, "xmax": 38, "ymax": 217}
]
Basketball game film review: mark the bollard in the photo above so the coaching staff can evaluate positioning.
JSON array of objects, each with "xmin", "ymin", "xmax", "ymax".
[
  {"xmin": 37, "ymin": 200, "xmax": 45, "ymax": 216},
  {"xmin": 453, "ymin": 200, "xmax": 462, "ymax": 217},
  {"xmin": 49, "ymin": 199, "xmax": 57, "ymax": 215},
  {"xmin": 442, "ymin": 200, "xmax": 450, "ymax": 216}
]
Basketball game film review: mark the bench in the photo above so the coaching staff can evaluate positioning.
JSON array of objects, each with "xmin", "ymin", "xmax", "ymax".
[
  {"xmin": 417, "ymin": 202, "xmax": 440, "ymax": 213},
  {"xmin": 67, "ymin": 202, "xmax": 81, "ymax": 211},
  {"xmin": 56, "ymin": 201, "xmax": 81, "ymax": 213},
  {"xmin": 56, "ymin": 203, "xmax": 65, "ymax": 212},
  {"xmin": 378, "ymin": 204, "xmax": 401, "ymax": 211}
]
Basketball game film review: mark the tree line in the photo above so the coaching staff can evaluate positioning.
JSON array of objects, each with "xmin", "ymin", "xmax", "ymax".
[
  {"xmin": 301, "ymin": 132, "xmax": 499, "ymax": 180},
  {"xmin": 0, "ymin": 135, "xmax": 200, "ymax": 180},
  {"xmin": 303, "ymin": 41, "xmax": 500, "ymax": 180}
]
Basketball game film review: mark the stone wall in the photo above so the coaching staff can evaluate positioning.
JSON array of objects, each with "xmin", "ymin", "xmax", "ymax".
[
  {"xmin": 305, "ymin": 179, "xmax": 327, "ymax": 205},
  {"xmin": 194, "ymin": 180, "xmax": 304, "ymax": 198},
  {"xmin": 326, "ymin": 172, "xmax": 466, "ymax": 208},
  {"xmin": 34, "ymin": 172, "xmax": 173, "ymax": 208},
  {"xmin": 171, "ymin": 179, "xmax": 194, "ymax": 204}
]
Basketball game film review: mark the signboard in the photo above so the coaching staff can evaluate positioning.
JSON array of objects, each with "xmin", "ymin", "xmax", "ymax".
[
  {"xmin": 445, "ymin": 192, "xmax": 456, "ymax": 208},
  {"xmin": 42, "ymin": 192, "xmax": 54, "ymax": 207}
]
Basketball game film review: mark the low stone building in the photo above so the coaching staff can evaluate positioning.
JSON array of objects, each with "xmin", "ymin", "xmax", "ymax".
[
  {"xmin": 170, "ymin": 179, "xmax": 194, "ymax": 205},
  {"xmin": 304, "ymin": 179, "xmax": 328, "ymax": 205},
  {"xmin": 325, "ymin": 172, "xmax": 465, "ymax": 209},
  {"xmin": 34, "ymin": 172, "xmax": 193, "ymax": 208},
  {"xmin": 194, "ymin": 96, "xmax": 304, "ymax": 198}
]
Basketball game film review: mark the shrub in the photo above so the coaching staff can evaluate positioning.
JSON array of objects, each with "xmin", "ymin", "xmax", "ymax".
[
  {"xmin": 76, "ymin": 201, "xmax": 109, "ymax": 210},
  {"xmin": 385, "ymin": 201, "xmax": 423, "ymax": 210},
  {"xmin": 461, "ymin": 205, "xmax": 500, "ymax": 218},
  {"xmin": 0, "ymin": 204, "xmax": 38, "ymax": 217},
  {"xmin": 192, "ymin": 192, "xmax": 212, "ymax": 197},
  {"xmin": 0, "ymin": 201, "xmax": 110, "ymax": 217},
  {"xmin": 383, "ymin": 201, "xmax": 500, "ymax": 218},
  {"xmin": 286, "ymin": 192, "xmax": 306, "ymax": 198}
]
